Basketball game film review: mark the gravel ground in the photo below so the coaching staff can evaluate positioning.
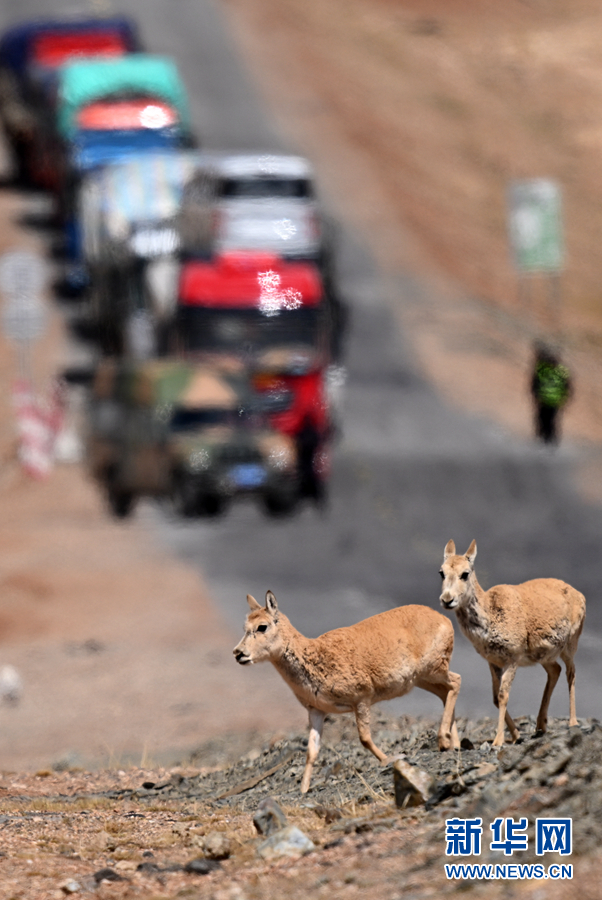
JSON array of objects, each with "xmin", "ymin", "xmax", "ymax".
[{"xmin": 1, "ymin": 713, "xmax": 600, "ymax": 899}]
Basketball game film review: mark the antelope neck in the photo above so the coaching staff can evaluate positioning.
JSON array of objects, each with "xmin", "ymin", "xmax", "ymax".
[{"xmin": 456, "ymin": 577, "xmax": 490, "ymax": 630}]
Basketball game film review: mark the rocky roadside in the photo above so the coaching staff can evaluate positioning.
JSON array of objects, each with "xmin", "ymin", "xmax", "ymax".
[{"xmin": 0, "ymin": 713, "xmax": 600, "ymax": 899}]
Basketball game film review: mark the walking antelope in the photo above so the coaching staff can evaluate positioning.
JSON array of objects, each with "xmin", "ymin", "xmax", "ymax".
[
  {"xmin": 233, "ymin": 590, "xmax": 461, "ymax": 793},
  {"xmin": 439, "ymin": 540, "xmax": 586, "ymax": 746}
]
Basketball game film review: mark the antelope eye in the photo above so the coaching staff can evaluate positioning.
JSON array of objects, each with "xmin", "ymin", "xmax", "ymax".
[
  {"xmin": 257, "ymin": 624, "xmax": 268, "ymax": 633},
  {"xmin": 461, "ymin": 572, "xmax": 470, "ymax": 581}
]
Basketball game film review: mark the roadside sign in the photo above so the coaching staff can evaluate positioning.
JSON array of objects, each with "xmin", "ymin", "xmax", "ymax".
[
  {"xmin": 1, "ymin": 297, "xmax": 47, "ymax": 342},
  {"xmin": 0, "ymin": 250, "xmax": 47, "ymax": 302},
  {"xmin": 0, "ymin": 250, "xmax": 48, "ymax": 343},
  {"xmin": 508, "ymin": 180, "xmax": 564, "ymax": 273}
]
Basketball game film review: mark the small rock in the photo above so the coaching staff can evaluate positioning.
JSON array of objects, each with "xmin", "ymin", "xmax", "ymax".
[
  {"xmin": 243, "ymin": 748, "xmax": 261, "ymax": 762},
  {"xmin": 393, "ymin": 758, "xmax": 436, "ymax": 808},
  {"xmin": 313, "ymin": 805, "xmax": 343, "ymax": 824},
  {"xmin": 183, "ymin": 857, "xmax": 221, "ymax": 875},
  {"xmin": 0, "ymin": 665, "xmax": 22, "ymax": 705},
  {"xmin": 479, "ymin": 742, "xmax": 492, "ymax": 754},
  {"xmin": 471, "ymin": 762, "xmax": 498, "ymax": 782},
  {"xmin": 532, "ymin": 741, "xmax": 551, "ymax": 759},
  {"xmin": 53, "ymin": 752, "xmax": 81, "ymax": 773},
  {"xmin": 460, "ymin": 737, "xmax": 475, "ymax": 750},
  {"xmin": 497, "ymin": 746, "xmax": 526, "ymax": 772},
  {"xmin": 93, "ymin": 868, "xmax": 124, "ymax": 884},
  {"xmin": 137, "ymin": 862, "xmax": 160, "ymax": 875},
  {"xmin": 541, "ymin": 749, "xmax": 573, "ymax": 780},
  {"xmin": 60, "ymin": 880, "xmax": 81, "ymax": 895},
  {"xmin": 323, "ymin": 837, "xmax": 343, "ymax": 850},
  {"xmin": 203, "ymin": 830, "xmax": 231, "ymax": 860},
  {"xmin": 114, "ymin": 860, "xmax": 137, "ymax": 872},
  {"xmin": 257, "ymin": 825, "xmax": 315, "ymax": 860},
  {"xmin": 253, "ymin": 797, "xmax": 288, "ymax": 836},
  {"xmin": 213, "ymin": 886, "xmax": 247, "ymax": 900}
]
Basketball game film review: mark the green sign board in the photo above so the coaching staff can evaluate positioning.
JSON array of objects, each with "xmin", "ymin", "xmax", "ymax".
[{"xmin": 508, "ymin": 179, "xmax": 564, "ymax": 273}]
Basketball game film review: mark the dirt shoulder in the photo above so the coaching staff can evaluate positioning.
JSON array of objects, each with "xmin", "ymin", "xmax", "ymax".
[{"xmin": 0, "ymin": 463, "xmax": 304, "ymax": 772}]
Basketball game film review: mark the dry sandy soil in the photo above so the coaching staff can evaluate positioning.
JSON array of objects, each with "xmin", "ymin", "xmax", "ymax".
[{"xmin": 2, "ymin": 0, "xmax": 602, "ymax": 896}]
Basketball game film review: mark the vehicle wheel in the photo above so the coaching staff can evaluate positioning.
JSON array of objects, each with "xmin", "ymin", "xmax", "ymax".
[
  {"xmin": 106, "ymin": 482, "xmax": 136, "ymax": 519},
  {"xmin": 197, "ymin": 493, "xmax": 226, "ymax": 517},
  {"xmin": 263, "ymin": 488, "xmax": 298, "ymax": 517},
  {"xmin": 172, "ymin": 472, "xmax": 199, "ymax": 517}
]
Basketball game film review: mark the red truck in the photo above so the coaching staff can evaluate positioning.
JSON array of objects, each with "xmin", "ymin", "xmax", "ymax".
[{"xmin": 174, "ymin": 251, "xmax": 337, "ymax": 500}]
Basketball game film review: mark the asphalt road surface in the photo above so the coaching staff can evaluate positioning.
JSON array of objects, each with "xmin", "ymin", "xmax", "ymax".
[{"xmin": 3, "ymin": 0, "xmax": 600, "ymax": 726}]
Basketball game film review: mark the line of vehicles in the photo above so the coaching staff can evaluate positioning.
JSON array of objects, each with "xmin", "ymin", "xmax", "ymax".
[{"xmin": 0, "ymin": 13, "xmax": 347, "ymax": 519}]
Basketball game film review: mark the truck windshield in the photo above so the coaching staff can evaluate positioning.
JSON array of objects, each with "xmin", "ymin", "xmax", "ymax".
[
  {"xmin": 174, "ymin": 306, "xmax": 323, "ymax": 354},
  {"xmin": 72, "ymin": 127, "xmax": 183, "ymax": 168},
  {"xmin": 218, "ymin": 177, "xmax": 313, "ymax": 199},
  {"xmin": 170, "ymin": 407, "xmax": 235, "ymax": 431}
]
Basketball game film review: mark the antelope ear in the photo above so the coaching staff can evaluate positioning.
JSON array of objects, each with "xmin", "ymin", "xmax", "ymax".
[
  {"xmin": 444, "ymin": 539, "xmax": 456, "ymax": 559},
  {"xmin": 465, "ymin": 540, "xmax": 477, "ymax": 564},
  {"xmin": 265, "ymin": 590, "xmax": 278, "ymax": 614},
  {"xmin": 247, "ymin": 593, "xmax": 262, "ymax": 610}
]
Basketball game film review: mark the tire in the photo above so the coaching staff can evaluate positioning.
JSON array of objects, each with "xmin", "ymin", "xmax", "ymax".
[
  {"xmin": 172, "ymin": 472, "xmax": 199, "ymax": 518},
  {"xmin": 106, "ymin": 482, "xmax": 136, "ymax": 519},
  {"xmin": 263, "ymin": 488, "xmax": 298, "ymax": 517},
  {"xmin": 197, "ymin": 493, "xmax": 226, "ymax": 517}
]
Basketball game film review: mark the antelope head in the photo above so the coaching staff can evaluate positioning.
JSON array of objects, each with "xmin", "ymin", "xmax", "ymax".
[
  {"xmin": 233, "ymin": 590, "xmax": 281, "ymax": 665},
  {"xmin": 440, "ymin": 539, "xmax": 477, "ymax": 610}
]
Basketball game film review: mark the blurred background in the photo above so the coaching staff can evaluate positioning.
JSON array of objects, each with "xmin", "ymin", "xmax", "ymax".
[{"xmin": 0, "ymin": 0, "xmax": 600, "ymax": 771}]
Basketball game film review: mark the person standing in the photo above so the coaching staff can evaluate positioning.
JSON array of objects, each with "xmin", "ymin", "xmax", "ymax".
[
  {"xmin": 295, "ymin": 413, "xmax": 326, "ymax": 506},
  {"xmin": 530, "ymin": 342, "xmax": 572, "ymax": 445}
]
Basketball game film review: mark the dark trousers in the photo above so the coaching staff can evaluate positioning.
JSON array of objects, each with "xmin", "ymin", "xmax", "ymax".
[{"xmin": 536, "ymin": 403, "xmax": 559, "ymax": 444}]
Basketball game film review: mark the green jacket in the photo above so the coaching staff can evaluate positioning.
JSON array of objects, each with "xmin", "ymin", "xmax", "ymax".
[{"xmin": 532, "ymin": 362, "xmax": 571, "ymax": 408}]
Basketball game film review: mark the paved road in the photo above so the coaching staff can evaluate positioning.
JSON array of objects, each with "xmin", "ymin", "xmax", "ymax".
[{"xmin": 3, "ymin": 0, "xmax": 600, "ymax": 726}]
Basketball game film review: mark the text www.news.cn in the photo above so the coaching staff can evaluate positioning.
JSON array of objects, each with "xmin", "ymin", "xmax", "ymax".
[{"xmin": 445, "ymin": 862, "xmax": 572, "ymax": 880}]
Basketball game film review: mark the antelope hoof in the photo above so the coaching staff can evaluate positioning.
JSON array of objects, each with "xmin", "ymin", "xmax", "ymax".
[{"xmin": 438, "ymin": 732, "xmax": 452, "ymax": 751}]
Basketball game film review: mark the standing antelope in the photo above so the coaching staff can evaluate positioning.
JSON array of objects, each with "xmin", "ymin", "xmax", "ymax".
[
  {"xmin": 439, "ymin": 540, "xmax": 586, "ymax": 747},
  {"xmin": 233, "ymin": 590, "xmax": 461, "ymax": 793}
]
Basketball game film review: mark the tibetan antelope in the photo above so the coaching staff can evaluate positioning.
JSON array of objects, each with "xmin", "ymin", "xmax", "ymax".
[
  {"xmin": 440, "ymin": 539, "xmax": 586, "ymax": 746},
  {"xmin": 233, "ymin": 590, "xmax": 461, "ymax": 793}
]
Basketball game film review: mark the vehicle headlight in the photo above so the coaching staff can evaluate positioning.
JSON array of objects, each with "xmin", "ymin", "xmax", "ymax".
[
  {"xmin": 188, "ymin": 449, "xmax": 211, "ymax": 472},
  {"xmin": 267, "ymin": 445, "xmax": 295, "ymax": 471}
]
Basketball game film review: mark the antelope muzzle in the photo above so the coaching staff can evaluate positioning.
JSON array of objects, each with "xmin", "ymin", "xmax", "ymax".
[{"xmin": 233, "ymin": 645, "xmax": 252, "ymax": 665}]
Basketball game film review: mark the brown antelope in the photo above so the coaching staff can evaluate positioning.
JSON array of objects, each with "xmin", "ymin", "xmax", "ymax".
[
  {"xmin": 233, "ymin": 590, "xmax": 461, "ymax": 793},
  {"xmin": 439, "ymin": 540, "xmax": 586, "ymax": 747}
]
